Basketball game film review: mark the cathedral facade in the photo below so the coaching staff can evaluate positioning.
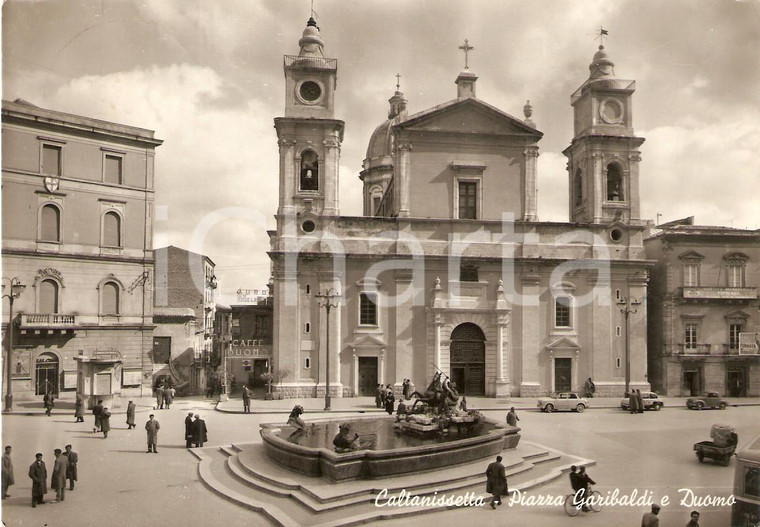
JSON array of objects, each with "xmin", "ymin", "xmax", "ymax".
[{"xmin": 268, "ymin": 18, "xmax": 651, "ymax": 399}]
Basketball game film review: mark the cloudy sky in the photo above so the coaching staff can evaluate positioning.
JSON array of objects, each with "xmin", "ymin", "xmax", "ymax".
[{"xmin": 4, "ymin": 0, "xmax": 759, "ymax": 304}]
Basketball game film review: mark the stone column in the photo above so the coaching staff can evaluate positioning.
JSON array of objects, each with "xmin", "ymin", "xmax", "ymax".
[
  {"xmin": 520, "ymin": 265, "xmax": 541, "ymax": 397},
  {"xmin": 278, "ymin": 139, "xmax": 296, "ymax": 215},
  {"xmin": 379, "ymin": 348, "xmax": 385, "ymax": 386},
  {"xmin": 592, "ymin": 152, "xmax": 603, "ymax": 223},
  {"xmin": 352, "ymin": 350, "xmax": 358, "ymax": 396},
  {"xmin": 322, "ymin": 134, "xmax": 341, "ymax": 216},
  {"xmin": 523, "ymin": 146, "xmax": 539, "ymax": 221},
  {"xmin": 396, "ymin": 143, "xmax": 412, "ymax": 217}
]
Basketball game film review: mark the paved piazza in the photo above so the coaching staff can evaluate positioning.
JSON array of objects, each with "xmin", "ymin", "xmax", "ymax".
[{"xmin": 1, "ymin": 397, "xmax": 757, "ymax": 526}]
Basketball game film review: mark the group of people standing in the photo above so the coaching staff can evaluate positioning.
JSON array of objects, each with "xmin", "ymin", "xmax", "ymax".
[
  {"xmin": 375, "ymin": 384, "xmax": 397, "ymax": 415},
  {"xmin": 3, "ymin": 444, "xmax": 78, "ymax": 507},
  {"xmin": 184, "ymin": 413, "xmax": 209, "ymax": 448},
  {"xmin": 155, "ymin": 383, "xmax": 176, "ymax": 410},
  {"xmin": 628, "ymin": 389, "xmax": 646, "ymax": 414}
]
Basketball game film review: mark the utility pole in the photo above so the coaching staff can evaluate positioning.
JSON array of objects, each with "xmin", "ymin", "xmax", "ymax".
[
  {"xmin": 3, "ymin": 277, "xmax": 26, "ymax": 412},
  {"xmin": 315, "ymin": 289, "xmax": 340, "ymax": 410},
  {"xmin": 618, "ymin": 293, "xmax": 641, "ymax": 395}
]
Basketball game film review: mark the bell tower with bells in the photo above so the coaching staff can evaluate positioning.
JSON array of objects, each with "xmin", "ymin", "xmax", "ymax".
[
  {"xmin": 563, "ymin": 33, "xmax": 645, "ymax": 226},
  {"xmin": 275, "ymin": 16, "xmax": 344, "ymax": 223}
]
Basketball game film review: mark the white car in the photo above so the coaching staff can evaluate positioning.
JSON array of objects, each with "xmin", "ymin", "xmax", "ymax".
[{"xmin": 537, "ymin": 392, "xmax": 589, "ymax": 413}]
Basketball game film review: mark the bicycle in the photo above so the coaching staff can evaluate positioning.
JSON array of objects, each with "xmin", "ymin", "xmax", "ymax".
[{"xmin": 563, "ymin": 486, "xmax": 602, "ymax": 516}]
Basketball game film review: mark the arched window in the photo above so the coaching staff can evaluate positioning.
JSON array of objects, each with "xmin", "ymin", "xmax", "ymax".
[
  {"xmin": 103, "ymin": 211, "xmax": 121, "ymax": 247},
  {"xmin": 606, "ymin": 164, "xmax": 624, "ymax": 201},
  {"xmin": 574, "ymin": 169, "xmax": 583, "ymax": 206},
  {"xmin": 102, "ymin": 282, "xmax": 120, "ymax": 315},
  {"xmin": 39, "ymin": 279, "xmax": 59, "ymax": 314},
  {"xmin": 40, "ymin": 204, "xmax": 61, "ymax": 242},
  {"xmin": 300, "ymin": 150, "xmax": 319, "ymax": 191}
]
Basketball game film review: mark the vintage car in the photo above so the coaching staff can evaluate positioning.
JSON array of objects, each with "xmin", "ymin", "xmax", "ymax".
[
  {"xmin": 686, "ymin": 392, "xmax": 728, "ymax": 410},
  {"xmin": 620, "ymin": 391, "xmax": 664, "ymax": 411},
  {"xmin": 537, "ymin": 392, "xmax": 589, "ymax": 413}
]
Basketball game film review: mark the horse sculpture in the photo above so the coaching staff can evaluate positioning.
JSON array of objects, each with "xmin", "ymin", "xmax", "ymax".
[{"xmin": 410, "ymin": 371, "xmax": 460, "ymax": 414}]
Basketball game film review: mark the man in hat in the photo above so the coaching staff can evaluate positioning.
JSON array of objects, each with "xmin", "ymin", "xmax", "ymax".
[
  {"xmin": 192, "ymin": 414, "xmax": 208, "ymax": 448},
  {"xmin": 28, "ymin": 453, "xmax": 47, "ymax": 507},
  {"xmin": 185, "ymin": 411, "xmax": 195, "ymax": 448},
  {"xmin": 126, "ymin": 400, "xmax": 136, "ymax": 429},
  {"xmin": 63, "ymin": 445, "xmax": 78, "ymax": 491}
]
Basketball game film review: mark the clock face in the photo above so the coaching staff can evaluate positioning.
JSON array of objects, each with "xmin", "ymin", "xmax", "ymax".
[
  {"xmin": 299, "ymin": 80, "xmax": 322, "ymax": 103},
  {"xmin": 599, "ymin": 98, "xmax": 624, "ymax": 124}
]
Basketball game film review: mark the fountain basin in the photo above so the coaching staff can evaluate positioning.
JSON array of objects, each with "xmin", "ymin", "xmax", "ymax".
[{"xmin": 260, "ymin": 415, "xmax": 520, "ymax": 481}]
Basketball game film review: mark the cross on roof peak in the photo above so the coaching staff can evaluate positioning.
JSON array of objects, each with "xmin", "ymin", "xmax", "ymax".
[{"xmin": 458, "ymin": 39, "xmax": 474, "ymax": 69}]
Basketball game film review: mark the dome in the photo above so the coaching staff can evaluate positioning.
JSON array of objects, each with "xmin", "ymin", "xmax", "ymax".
[
  {"xmin": 366, "ymin": 119, "xmax": 394, "ymax": 160},
  {"xmin": 589, "ymin": 45, "xmax": 615, "ymax": 79}
]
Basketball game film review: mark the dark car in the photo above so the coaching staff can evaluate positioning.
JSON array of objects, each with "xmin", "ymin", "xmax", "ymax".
[{"xmin": 686, "ymin": 392, "xmax": 728, "ymax": 410}]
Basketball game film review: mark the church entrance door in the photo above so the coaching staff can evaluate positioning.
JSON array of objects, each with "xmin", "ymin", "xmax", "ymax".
[
  {"xmin": 358, "ymin": 357, "xmax": 378, "ymax": 396},
  {"xmin": 450, "ymin": 323, "xmax": 485, "ymax": 396},
  {"xmin": 554, "ymin": 358, "xmax": 572, "ymax": 392}
]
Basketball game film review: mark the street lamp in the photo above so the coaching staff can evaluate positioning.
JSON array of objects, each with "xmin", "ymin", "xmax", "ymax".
[
  {"xmin": 315, "ymin": 288, "xmax": 340, "ymax": 411},
  {"xmin": 2, "ymin": 277, "xmax": 26, "ymax": 412},
  {"xmin": 618, "ymin": 294, "xmax": 641, "ymax": 396}
]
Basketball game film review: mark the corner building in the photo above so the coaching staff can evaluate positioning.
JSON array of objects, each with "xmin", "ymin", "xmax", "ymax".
[
  {"xmin": 2, "ymin": 99, "xmax": 161, "ymax": 406},
  {"xmin": 268, "ymin": 19, "xmax": 652, "ymax": 399}
]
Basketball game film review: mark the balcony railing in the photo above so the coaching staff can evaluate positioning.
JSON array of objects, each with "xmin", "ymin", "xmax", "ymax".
[
  {"xmin": 678, "ymin": 343, "xmax": 713, "ymax": 355},
  {"xmin": 20, "ymin": 313, "xmax": 78, "ymax": 327},
  {"xmin": 681, "ymin": 287, "xmax": 757, "ymax": 300}
]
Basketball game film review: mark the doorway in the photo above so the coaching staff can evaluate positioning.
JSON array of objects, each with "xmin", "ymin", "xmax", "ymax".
[
  {"xmin": 554, "ymin": 358, "xmax": 572, "ymax": 392},
  {"xmin": 252, "ymin": 359, "xmax": 269, "ymax": 389},
  {"xmin": 683, "ymin": 369, "xmax": 701, "ymax": 396},
  {"xmin": 358, "ymin": 357, "xmax": 378, "ymax": 396},
  {"xmin": 450, "ymin": 323, "xmax": 486, "ymax": 395},
  {"xmin": 35, "ymin": 353, "xmax": 59, "ymax": 395},
  {"xmin": 727, "ymin": 369, "xmax": 746, "ymax": 397}
]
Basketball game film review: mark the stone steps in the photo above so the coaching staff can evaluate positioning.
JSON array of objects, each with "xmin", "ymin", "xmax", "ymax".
[{"xmin": 193, "ymin": 441, "xmax": 593, "ymax": 526}]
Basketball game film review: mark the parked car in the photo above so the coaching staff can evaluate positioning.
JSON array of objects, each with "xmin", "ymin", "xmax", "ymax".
[
  {"xmin": 537, "ymin": 392, "xmax": 589, "ymax": 413},
  {"xmin": 686, "ymin": 392, "xmax": 728, "ymax": 410},
  {"xmin": 620, "ymin": 391, "xmax": 664, "ymax": 411}
]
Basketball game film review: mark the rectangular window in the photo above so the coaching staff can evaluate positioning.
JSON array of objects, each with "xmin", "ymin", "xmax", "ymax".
[
  {"xmin": 727, "ymin": 265, "xmax": 744, "ymax": 288},
  {"xmin": 459, "ymin": 263, "xmax": 479, "ymax": 282},
  {"xmin": 684, "ymin": 324, "xmax": 698, "ymax": 349},
  {"xmin": 458, "ymin": 181, "xmax": 478, "ymax": 219},
  {"xmin": 152, "ymin": 337, "xmax": 171, "ymax": 365},
  {"xmin": 42, "ymin": 145, "xmax": 61, "ymax": 175},
  {"xmin": 555, "ymin": 296, "xmax": 572, "ymax": 328},
  {"xmin": 254, "ymin": 315, "xmax": 269, "ymax": 337},
  {"xmin": 616, "ymin": 326, "xmax": 622, "ymax": 337},
  {"xmin": 104, "ymin": 155, "xmax": 123, "ymax": 184},
  {"xmin": 359, "ymin": 292, "xmax": 378, "ymax": 326},
  {"xmin": 729, "ymin": 323, "xmax": 743, "ymax": 350},
  {"xmin": 616, "ymin": 358, "xmax": 621, "ymax": 368},
  {"xmin": 372, "ymin": 196, "xmax": 381, "ymax": 215},
  {"xmin": 683, "ymin": 263, "xmax": 699, "ymax": 287}
]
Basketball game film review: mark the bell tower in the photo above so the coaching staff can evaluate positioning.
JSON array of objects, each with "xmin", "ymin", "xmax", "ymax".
[
  {"xmin": 275, "ymin": 17, "xmax": 344, "ymax": 218},
  {"xmin": 563, "ymin": 44, "xmax": 644, "ymax": 225}
]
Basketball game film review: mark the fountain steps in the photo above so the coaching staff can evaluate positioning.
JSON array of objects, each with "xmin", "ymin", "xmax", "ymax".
[{"xmin": 193, "ymin": 441, "xmax": 594, "ymax": 527}]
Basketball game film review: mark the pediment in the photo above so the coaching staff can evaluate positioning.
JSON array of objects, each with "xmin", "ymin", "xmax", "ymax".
[
  {"xmin": 678, "ymin": 250, "xmax": 705, "ymax": 261},
  {"xmin": 546, "ymin": 336, "xmax": 581, "ymax": 350},
  {"xmin": 398, "ymin": 98, "xmax": 542, "ymax": 138},
  {"xmin": 346, "ymin": 333, "xmax": 386, "ymax": 349}
]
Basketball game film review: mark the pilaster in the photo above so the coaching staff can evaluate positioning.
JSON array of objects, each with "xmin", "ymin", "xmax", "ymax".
[{"xmin": 523, "ymin": 146, "xmax": 539, "ymax": 221}]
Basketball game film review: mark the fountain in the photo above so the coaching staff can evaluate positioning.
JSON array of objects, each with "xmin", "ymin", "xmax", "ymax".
[{"xmin": 260, "ymin": 372, "xmax": 520, "ymax": 481}]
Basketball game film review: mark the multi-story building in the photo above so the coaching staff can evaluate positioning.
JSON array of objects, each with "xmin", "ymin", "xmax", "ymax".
[
  {"xmin": 1, "ymin": 99, "xmax": 162, "ymax": 407},
  {"xmin": 153, "ymin": 245, "xmax": 217, "ymax": 394},
  {"xmin": 267, "ymin": 18, "xmax": 652, "ymax": 399},
  {"xmin": 645, "ymin": 218, "xmax": 760, "ymax": 396},
  {"xmin": 228, "ymin": 299, "xmax": 273, "ymax": 394}
]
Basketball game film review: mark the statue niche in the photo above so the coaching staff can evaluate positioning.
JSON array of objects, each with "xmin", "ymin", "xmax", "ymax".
[{"xmin": 300, "ymin": 150, "xmax": 319, "ymax": 191}]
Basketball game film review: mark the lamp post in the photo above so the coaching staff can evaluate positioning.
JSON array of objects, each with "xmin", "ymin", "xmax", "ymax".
[
  {"xmin": 618, "ymin": 294, "xmax": 640, "ymax": 396},
  {"xmin": 315, "ymin": 288, "xmax": 340, "ymax": 411},
  {"xmin": 3, "ymin": 277, "xmax": 26, "ymax": 412}
]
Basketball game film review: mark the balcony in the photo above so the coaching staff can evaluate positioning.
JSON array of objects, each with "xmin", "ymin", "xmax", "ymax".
[
  {"xmin": 19, "ymin": 313, "xmax": 78, "ymax": 328},
  {"xmin": 681, "ymin": 287, "xmax": 757, "ymax": 300}
]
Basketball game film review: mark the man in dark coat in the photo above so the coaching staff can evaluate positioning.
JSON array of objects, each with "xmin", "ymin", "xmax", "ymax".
[
  {"xmin": 385, "ymin": 390, "xmax": 395, "ymax": 415},
  {"xmin": 402, "ymin": 379, "xmax": 411, "ymax": 400},
  {"xmin": 93, "ymin": 399, "xmax": 104, "ymax": 432},
  {"xmin": 100, "ymin": 407, "xmax": 111, "ymax": 438},
  {"xmin": 28, "ymin": 453, "xmax": 47, "ymax": 507},
  {"xmin": 43, "ymin": 391, "xmax": 54, "ymax": 416},
  {"xmin": 636, "ymin": 389, "xmax": 645, "ymax": 413},
  {"xmin": 485, "ymin": 455, "xmax": 508, "ymax": 509},
  {"xmin": 126, "ymin": 400, "xmax": 136, "ymax": 429},
  {"xmin": 629, "ymin": 391, "xmax": 638, "ymax": 414},
  {"xmin": 185, "ymin": 412, "xmax": 194, "ymax": 448},
  {"xmin": 63, "ymin": 445, "xmax": 77, "ymax": 491},
  {"xmin": 192, "ymin": 414, "xmax": 208, "ymax": 447},
  {"xmin": 242, "ymin": 386, "xmax": 251, "ymax": 413},
  {"xmin": 578, "ymin": 466, "xmax": 596, "ymax": 512},
  {"xmin": 145, "ymin": 414, "xmax": 160, "ymax": 453},
  {"xmin": 569, "ymin": 465, "xmax": 587, "ymax": 512},
  {"xmin": 2, "ymin": 445, "xmax": 14, "ymax": 499},
  {"xmin": 50, "ymin": 449, "xmax": 68, "ymax": 502}
]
